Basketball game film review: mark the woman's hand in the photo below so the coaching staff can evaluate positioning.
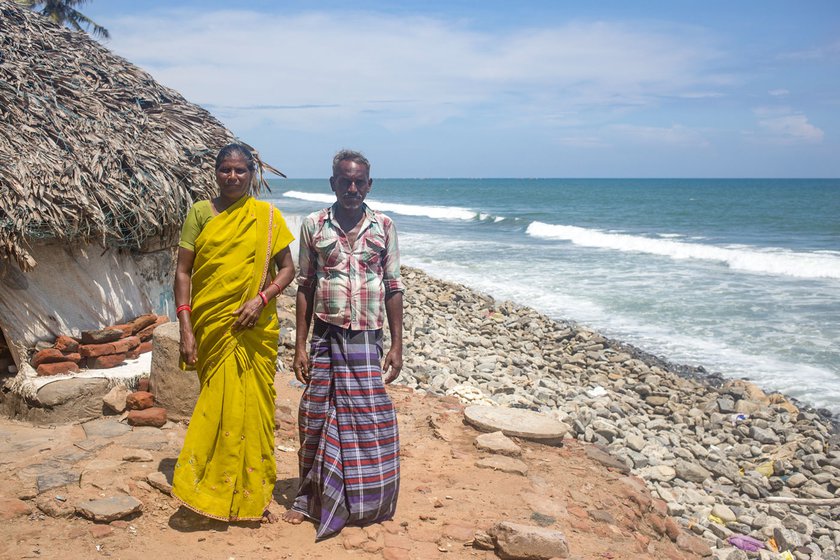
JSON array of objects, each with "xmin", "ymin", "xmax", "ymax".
[
  {"xmin": 180, "ymin": 328, "xmax": 197, "ymax": 365},
  {"xmin": 232, "ymin": 296, "xmax": 265, "ymax": 331}
]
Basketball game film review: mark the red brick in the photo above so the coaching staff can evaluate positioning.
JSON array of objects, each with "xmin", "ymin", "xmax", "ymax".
[
  {"xmin": 31, "ymin": 348, "xmax": 65, "ymax": 367},
  {"xmin": 112, "ymin": 336, "xmax": 140, "ymax": 354},
  {"xmin": 127, "ymin": 407, "xmax": 167, "ymax": 427},
  {"xmin": 61, "ymin": 352, "xmax": 81, "ymax": 364},
  {"xmin": 79, "ymin": 342, "xmax": 116, "ymax": 358},
  {"xmin": 138, "ymin": 341, "xmax": 153, "ymax": 354},
  {"xmin": 80, "ymin": 327, "xmax": 124, "ymax": 344},
  {"xmin": 126, "ymin": 391, "xmax": 155, "ymax": 410},
  {"xmin": 130, "ymin": 314, "xmax": 158, "ymax": 334},
  {"xmin": 137, "ymin": 316, "xmax": 169, "ymax": 342},
  {"xmin": 53, "ymin": 335, "xmax": 79, "ymax": 353},
  {"xmin": 36, "ymin": 361, "xmax": 79, "ymax": 377},
  {"xmin": 88, "ymin": 353, "xmax": 126, "ymax": 369},
  {"xmin": 111, "ymin": 324, "xmax": 134, "ymax": 338},
  {"xmin": 137, "ymin": 377, "xmax": 150, "ymax": 392},
  {"xmin": 126, "ymin": 347, "xmax": 141, "ymax": 360}
]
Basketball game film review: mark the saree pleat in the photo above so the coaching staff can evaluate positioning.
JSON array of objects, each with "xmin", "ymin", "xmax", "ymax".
[
  {"xmin": 292, "ymin": 320, "xmax": 400, "ymax": 539},
  {"xmin": 172, "ymin": 196, "xmax": 293, "ymax": 521}
]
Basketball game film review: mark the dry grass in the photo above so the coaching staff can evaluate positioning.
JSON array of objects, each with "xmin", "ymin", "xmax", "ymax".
[{"xmin": 0, "ymin": 0, "xmax": 281, "ymax": 271}]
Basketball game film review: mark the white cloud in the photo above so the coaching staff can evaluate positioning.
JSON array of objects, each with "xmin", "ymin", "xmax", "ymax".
[
  {"xmin": 100, "ymin": 9, "xmax": 729, "ymax": 133},
  {"xmin": 608, "ymin": 124, "xmax": 711, "ymax": 147},
  {"xmin": 750, "ymin": 107, "xmax": 824, "ymax": 144},
  {"xmin": 768, "ymin": 89, "xmax": 789, "ymax": 97},
  {"xmin": 779, "ymin": 40, "xmax": 840, "ymax": 61}
]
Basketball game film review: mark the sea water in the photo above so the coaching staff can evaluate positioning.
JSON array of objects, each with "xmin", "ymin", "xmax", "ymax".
[{"xmin": 264, "ymin": 178, "xmax": 840, "ymax": 414}]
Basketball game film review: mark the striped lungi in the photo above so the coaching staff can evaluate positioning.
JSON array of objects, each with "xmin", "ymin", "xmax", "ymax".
[{"xmin": 291, "ymin": 319, "xmax": 400, "ymax": 539}]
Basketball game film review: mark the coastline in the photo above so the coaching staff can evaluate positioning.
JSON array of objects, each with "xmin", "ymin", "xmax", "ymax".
[{"xmin": 392, "ymin": 264, "xmax": 840, "ymax": 556}]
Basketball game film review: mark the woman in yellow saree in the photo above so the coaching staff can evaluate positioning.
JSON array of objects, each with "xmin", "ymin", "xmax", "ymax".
[{"xmin": 172, "ymin": 144, "xmax": 295, "ymax": 522}]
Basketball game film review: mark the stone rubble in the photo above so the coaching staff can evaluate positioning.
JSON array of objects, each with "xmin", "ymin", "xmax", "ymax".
[{"xmin": 394, "ymin": 266, "xmax": 840, "ymax": 560}]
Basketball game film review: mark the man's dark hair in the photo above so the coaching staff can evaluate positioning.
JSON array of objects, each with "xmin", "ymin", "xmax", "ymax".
[{"xmin": 332, "ymin": 149, "xmax": 371, "ymax": 176}]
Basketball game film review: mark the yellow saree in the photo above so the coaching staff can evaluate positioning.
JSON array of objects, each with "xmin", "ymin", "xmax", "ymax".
[{"xmin": 172, "ymin": 195, "xmax": 294, "ymax": 521}]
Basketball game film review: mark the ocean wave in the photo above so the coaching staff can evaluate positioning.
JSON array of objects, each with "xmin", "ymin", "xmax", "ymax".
[
  {"xmin": 526, "ymin": 221, "xmax": 840, "ymax": 279},
  {"xmin": 283, "ymin": 191, "xmax": 478, "ymax": 220}
]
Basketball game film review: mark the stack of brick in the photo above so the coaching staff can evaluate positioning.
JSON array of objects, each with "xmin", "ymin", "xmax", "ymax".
[
  {"xmin": 31, "ymin": 313, "xmax": 169, "ymax": 377},
  {"xmin": 125, "ymin": 389, "xmax": 167, "ymax": 428}
]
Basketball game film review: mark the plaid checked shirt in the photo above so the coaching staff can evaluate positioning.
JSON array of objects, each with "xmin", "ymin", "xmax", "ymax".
[{"xmin": 297, "ymin": 204, "xmax": 404, "ymax": 331}]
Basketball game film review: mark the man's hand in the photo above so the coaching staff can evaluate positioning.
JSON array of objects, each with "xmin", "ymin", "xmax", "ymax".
[
  {"xmin": 292, "ymin": 346, "xmax": 311, "ymax": 384},
  {"xmin": 381, "ymin": 346, "xmax": 402, "ymax": 384}
]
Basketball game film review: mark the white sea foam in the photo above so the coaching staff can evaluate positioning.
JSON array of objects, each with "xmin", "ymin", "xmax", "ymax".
[
  {"xmin": 526, "ymin": 221, "xmax": 840, "ymax": 280},
  {"xmin": 283, "ymin": 191, "xmax": 477, "ymax": 220}
]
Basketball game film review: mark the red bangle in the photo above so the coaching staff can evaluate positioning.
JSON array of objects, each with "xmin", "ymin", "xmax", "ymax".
[
  {"xmin": 176, "ymin": 304, "xmax": 192, "ymax": 314},
  {"xmin": 258, "ymin": 292, "xmax": 269, "ymax": 306}
]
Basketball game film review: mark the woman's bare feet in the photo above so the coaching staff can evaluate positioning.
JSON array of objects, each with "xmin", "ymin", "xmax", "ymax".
[
  {"xmin": 261, "ymin": 509, "xmax": 279, "ymax": 524},
  {"xmin": 281, "ymin": 510, "xmax": 305, "ymax": 524}
]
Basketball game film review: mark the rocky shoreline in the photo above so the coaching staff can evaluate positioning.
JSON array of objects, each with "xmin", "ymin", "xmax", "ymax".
[{"xmin": 394, "ymin": 265, "xmax": 840, "ymax": 559}]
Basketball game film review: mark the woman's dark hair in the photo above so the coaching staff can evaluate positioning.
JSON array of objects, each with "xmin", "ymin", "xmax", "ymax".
[{"xmin": 215, "ymin": 143, "xmax": 256, "ymax": 172}]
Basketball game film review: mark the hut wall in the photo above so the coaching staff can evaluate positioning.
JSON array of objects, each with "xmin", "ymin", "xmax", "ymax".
[{"xmin": 0, "ymin": 242, "xmax": 175, "ymax": 367}]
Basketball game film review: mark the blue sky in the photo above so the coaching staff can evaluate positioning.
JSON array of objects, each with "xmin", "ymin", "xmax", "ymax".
[{"xmin": 81, "ymin": 1, "xmax": 840, "ymax": 178}]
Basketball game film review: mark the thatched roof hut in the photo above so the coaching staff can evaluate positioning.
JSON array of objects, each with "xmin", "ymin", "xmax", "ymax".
[
  {"xmin": 0, "ymin": 0, "xmax": 240, "ymax": 270},
  {"xmin": 0, "ymin": 0, "xmax": 275, "ymax": 391}
]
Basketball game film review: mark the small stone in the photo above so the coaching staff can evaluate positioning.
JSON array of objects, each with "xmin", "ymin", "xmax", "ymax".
[
  {"xmin": 473, "ymin": 530, "xmax": 495, "ymax": 550},
  {"xmin": 476, "ymin": 455, "xmax": 529, "ymax": 476},
  {"xmin": 711, "ymin": 503, "xmax": 737, "ymax": 524},
  {"xmin": 103, "ymin": 385, "xmax": 131, "ymax": 413},
  {"xmin": 122, "ymin": 450, "xmax": 153, "ymax": 462},
  {"xmin": 475, "ymin": 431, "xmax": 522, "ymax": 456},
  {"xmin": 0, "ymin": 497, "xmax": 33, "ymax": 520},
  {"xmin": 89, "ymin": 524, "xmax": 114, "ymax": 538},
  {"xmin": 342, "ymin": 527, "xmax": 368, "ymax": 550},
  {"xmin": 76, "ymin": 495, "xmax": 142, "ymax": 523},
  {"xmin": 146, "ymin": 472, "xmax": 172, "ymax": 495},
  {"xmin": 625, "ymin": 434, "xmax": 646, "ymax": 452},
  {"xmin": 786, "ymin": 473, "xmax": 807, "ymax": 488},
  {"xmin": 490, "ymin": 521, "xmax": 570, "ymax": 559}
]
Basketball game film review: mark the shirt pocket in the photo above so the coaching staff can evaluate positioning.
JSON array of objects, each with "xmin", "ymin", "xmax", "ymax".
[
  {"xmin": 360, "ymin": 234, "xmax": 385, "ymax": 270},
  {"xmin": 315, "ymin": 236, "xmax": 341, "ymax": 269}
]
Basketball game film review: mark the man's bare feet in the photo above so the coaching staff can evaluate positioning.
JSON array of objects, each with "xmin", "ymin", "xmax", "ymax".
[{"xmin": 281, "ymin": 510, "xmax": 305, "ymax": 524}]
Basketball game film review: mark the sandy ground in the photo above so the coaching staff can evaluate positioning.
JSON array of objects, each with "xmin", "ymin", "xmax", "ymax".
[{"xmin": 0, "ymin": 366, "xmax": 707, "ymax": 560}]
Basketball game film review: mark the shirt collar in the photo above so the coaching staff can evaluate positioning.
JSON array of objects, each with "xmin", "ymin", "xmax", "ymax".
[{"xmin": 324, "ymin": 202, "xmax": 378, "ymax": 226}]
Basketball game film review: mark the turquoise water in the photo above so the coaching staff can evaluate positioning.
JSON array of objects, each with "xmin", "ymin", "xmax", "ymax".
[{"xmin": 265, "ymin": 178, "xmax": 840, "ymax": 413}]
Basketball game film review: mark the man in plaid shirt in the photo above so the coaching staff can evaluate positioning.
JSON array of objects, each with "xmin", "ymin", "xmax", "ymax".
[{"xmin": 283, "ymin": 150, "xmax": 403, "ymax": 538}]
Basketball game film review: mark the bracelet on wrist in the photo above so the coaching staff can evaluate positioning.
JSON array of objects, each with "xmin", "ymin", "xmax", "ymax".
[
  {"xmin": 258, "ymin": 291, "xmax": 269, "ymax": 306},
  {"xmin": 176, "ymin": 304, "xmax": 192, "ymax": 314}
]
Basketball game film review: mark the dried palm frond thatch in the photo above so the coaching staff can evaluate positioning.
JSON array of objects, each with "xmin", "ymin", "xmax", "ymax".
[{"xmin": 0, "ymin": 0, "xmax": 282, "ymax": 271}]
